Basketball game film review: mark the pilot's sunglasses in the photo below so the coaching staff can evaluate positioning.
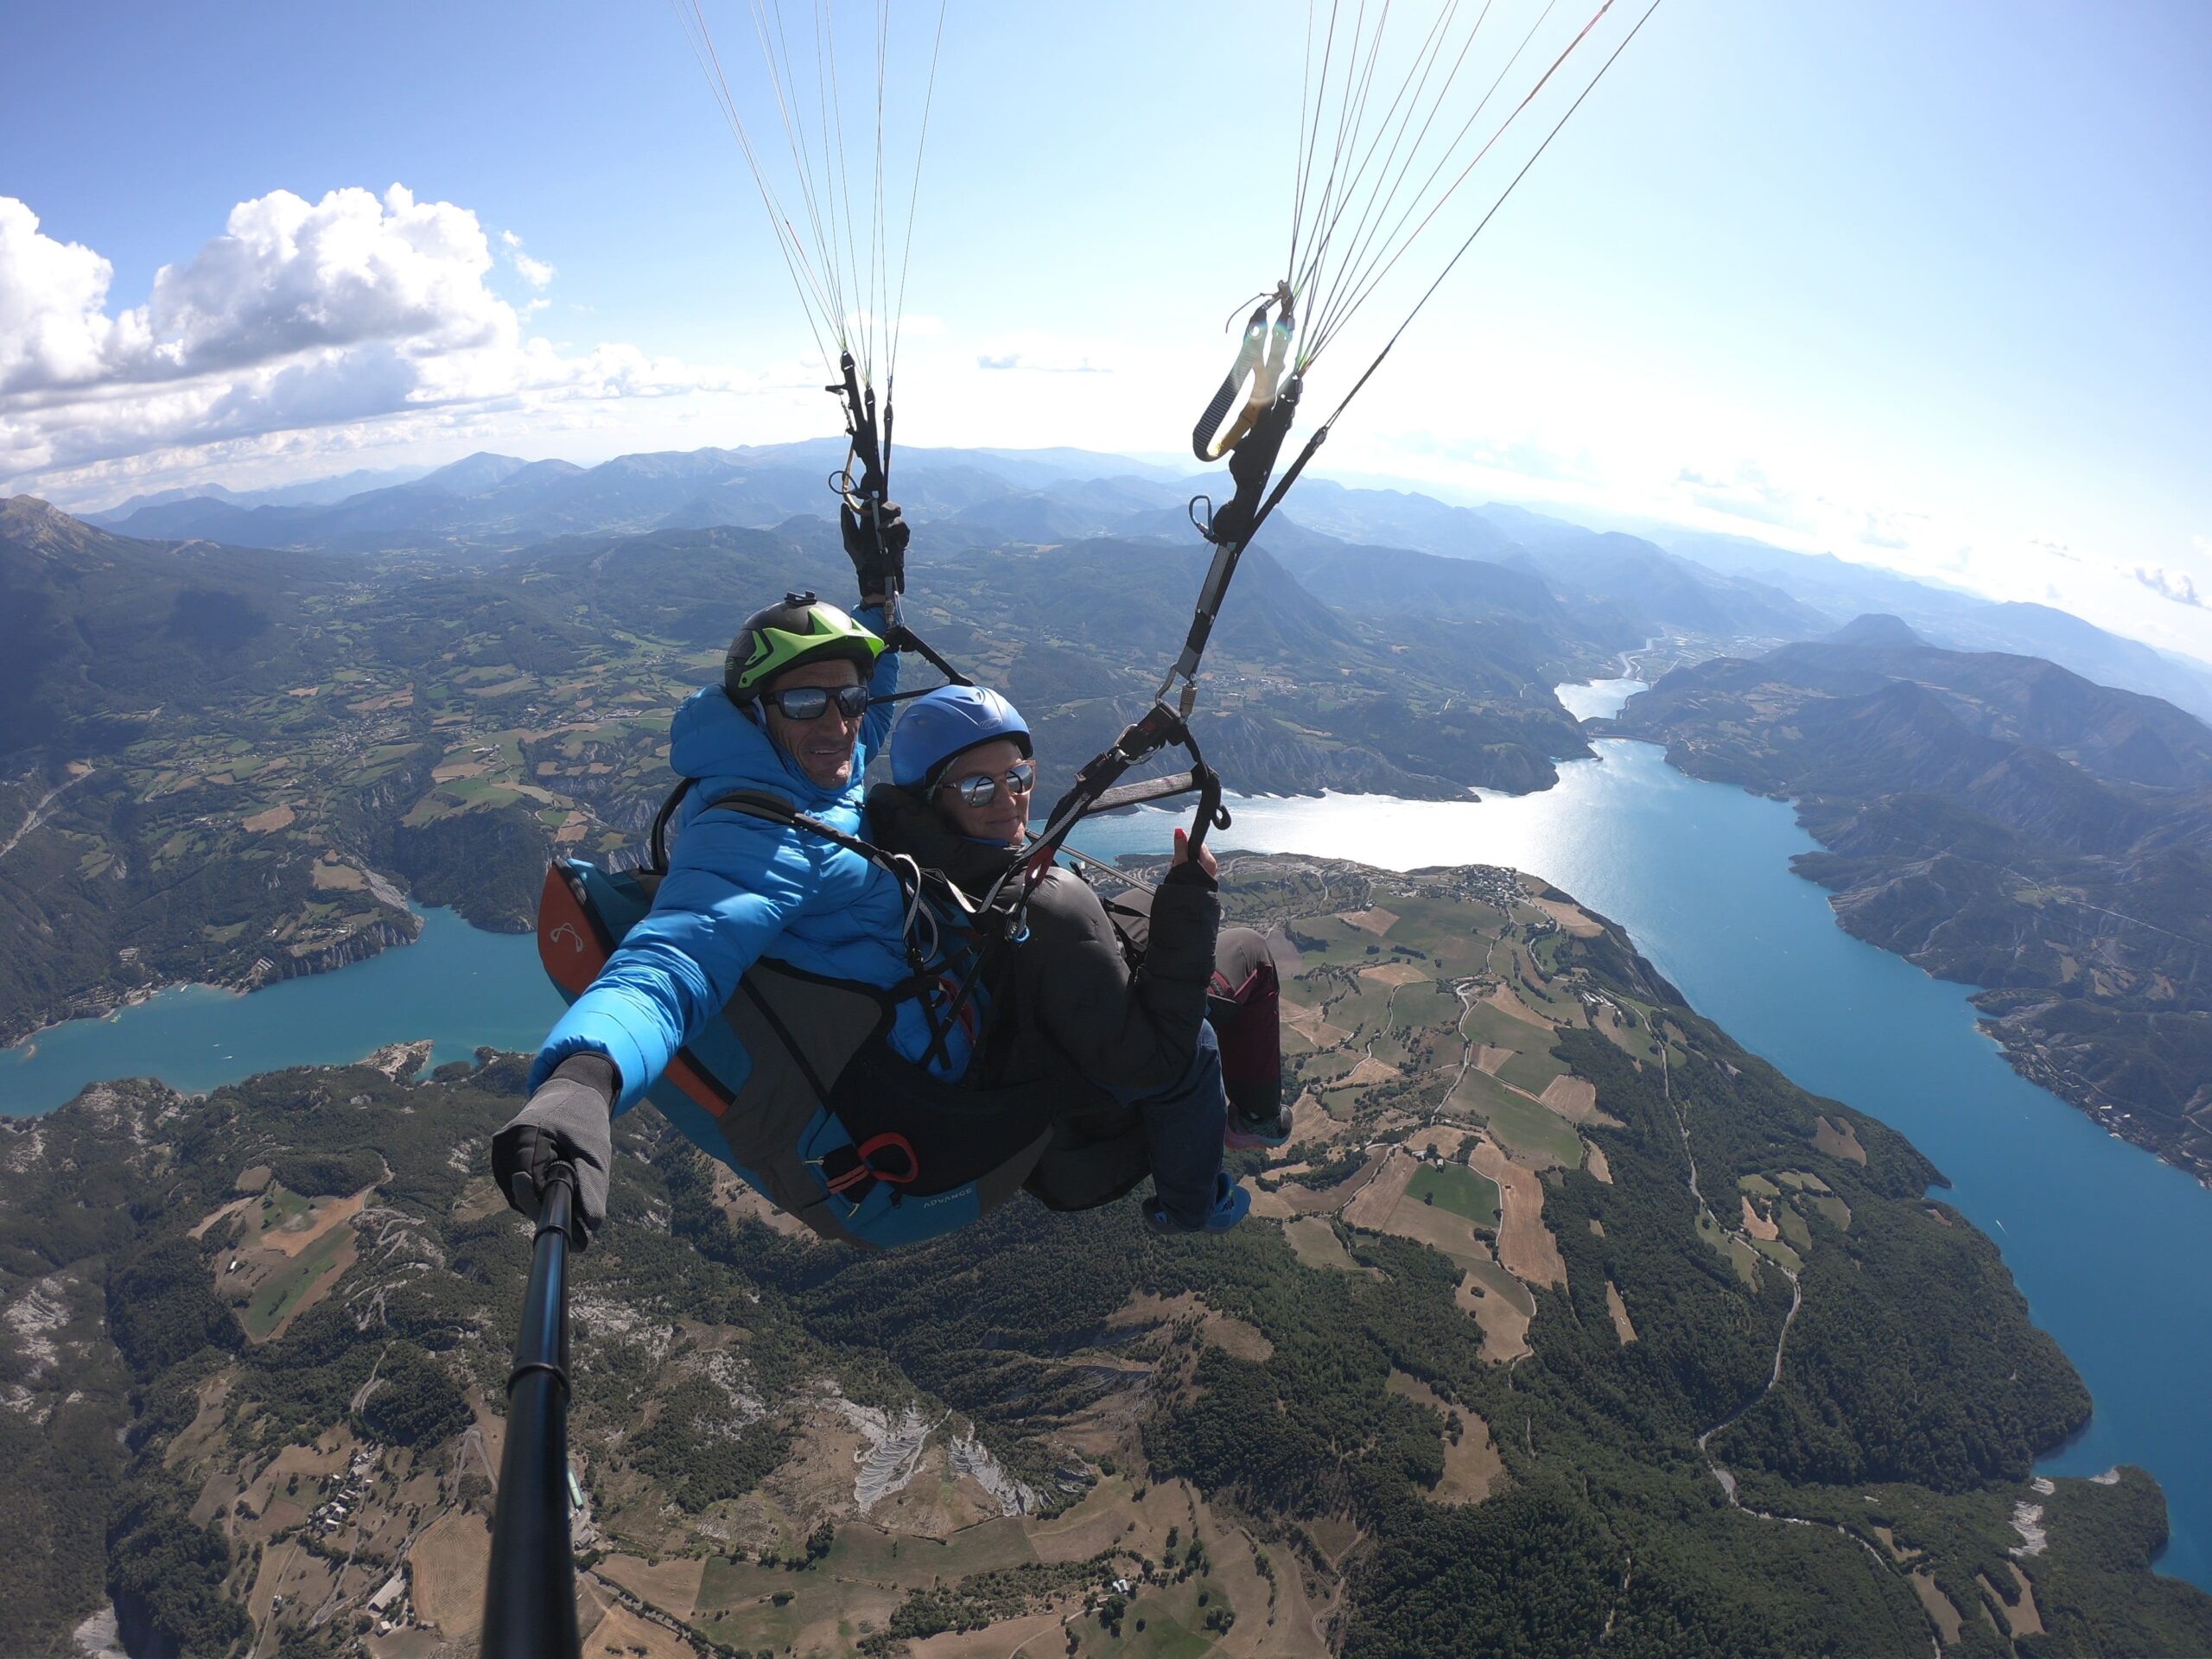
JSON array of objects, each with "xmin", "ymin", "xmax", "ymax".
[
  {"xmin": 938, "ymin": 760, "xmax": 1036, "ymax": 807},
  {"xmin": 762, "ymin": 683, "xmax": 872, "ymax": 721}
]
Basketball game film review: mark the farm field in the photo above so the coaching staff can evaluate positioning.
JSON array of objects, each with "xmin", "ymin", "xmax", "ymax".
[
  {"xmin": 1406, "ymin": 1161, "xmax": 1501, "ymax": 1229},
  {"xmin": 26, "ymin": 856, "xmax": 2139, "ymax": 1659}
]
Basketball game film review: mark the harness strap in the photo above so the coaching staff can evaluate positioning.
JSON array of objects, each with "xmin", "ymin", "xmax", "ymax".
[{"xmin": 822, "ymin": 1132, "xmax": 919, "ymax": 1195}]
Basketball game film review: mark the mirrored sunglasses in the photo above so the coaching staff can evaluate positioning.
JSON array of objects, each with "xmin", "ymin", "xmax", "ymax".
[
  {"xmin": 763, "ymin": 683, "xmax": 871, "ymax": 721},
  {"xmin": 938, "ymin": 760, "xmax": 1036, "ymax": 807}
]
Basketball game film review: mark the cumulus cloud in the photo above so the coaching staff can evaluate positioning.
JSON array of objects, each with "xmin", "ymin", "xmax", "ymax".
[
  {"xmin": 0, "ymin": 198, "xmax": 151, "ymax": 393},
  {"xmin": 501, "ymin": 229, "xmax": 556, "ymax": 289},
  {"xmin": 1, "ymin": 186, "xmax": 725, "ymax": 489},
  {"xmin": 2133, "ymin": 564, "xmax": 2203, "ymax": 607}
]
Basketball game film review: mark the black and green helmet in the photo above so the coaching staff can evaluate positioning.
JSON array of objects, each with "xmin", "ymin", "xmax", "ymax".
[{"xmin": 724, "ymin": 591, "xmax": 884, "ymax": 701}]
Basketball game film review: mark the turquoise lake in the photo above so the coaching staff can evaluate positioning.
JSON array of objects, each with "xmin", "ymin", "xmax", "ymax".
[
  {"xmin": 4, "ymin": 678, "xmax": 2206, "ymax": 1585},
  {"xmin": 0, "ymin": 906, "xmax": 562, "ymax": 1116},
  {"xmin": 1074, "ymin": 683, "xmax": 2212, "ymax": 1588}
]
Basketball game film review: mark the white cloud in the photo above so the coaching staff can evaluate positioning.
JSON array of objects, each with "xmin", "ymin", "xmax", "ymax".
[
  {"xmin": 1, "ymin": 187, "xmax": 718, "ymax": 491},
  {"xmin": 956, "ymin": 328, "xmax": 1116, "ymax": 378},
  {"xmin": 0, "ymin": 199, "xmax": 151, "ymax": 394},
  {"xmin": 502, "ymin": 229, "xmax": 556, "ymax": 289},
  {"xmin": 2133, "ymin": 564, "xmax": 2203, "ymax": 608}
]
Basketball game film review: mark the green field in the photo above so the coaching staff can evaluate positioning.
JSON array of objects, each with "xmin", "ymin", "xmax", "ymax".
[
  {"xmin": 1315, "ymin": 1084, "xmax": 1366, "ymax": 1121},
  {"xmin": 1288, "ymin": 923, "xmax": 1389, "ymax": 969},
  {"xmin": 1374, "ymin": 901, "xmax": 1499, "ymax": 969},
  {"xmin": 1388, "ymin": 982, "xmax": 1458, "ymax": 1030},
  {"xmin": 1075, "ymin": 1573, "xmax": 1230, "ymax": 1658},
  {"xmin": 1778, "ymin": 1204, "xmax": 1814, "ymax": 1252},
  {"xmin": 242, "ymin": 1223, "xmax": 350, "ymax": 1340},
  {"xmin": 1696, "ymin": 1209, "xmax": 1764, "ymax": 1287},
  {"xmin": 249, "ymin": 1183, "xmax": 311, "ymax": 1237},
  {"xmin": 1297, "ymin": 1048, "xmax": 1362, "ymax": 1084},
  {"xmin": 1495, "ymin": 1045, "xmax": 1567, "ymax": 1096},
  {"xmin": 1455, "ymin": 1000, "xmax": 1553, "ymax": 1056},
  {"xmin": 1752, "ymin": 1234, "xmax": 1806, "ymax": 1273},
  {"xmin": 1331, "ymin": 979, "xmax": 1400, "ymax": 1037},
  {"xmin": 1406, "ymin": 1163, "xmax": 1500, "ymax": 1229},
  {"xmin": 698, "ymin": 1519, "xmax": 1036, "ymax": 1609},
  {"xmin": 1446, "ymin": 1070, "xmax": 1583, "ymax": 1167}
]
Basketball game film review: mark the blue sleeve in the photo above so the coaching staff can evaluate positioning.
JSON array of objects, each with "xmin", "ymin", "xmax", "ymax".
[
  {"xmin": 530, "ymin": 816, "xmax": 820, "ymax": 1111},
  {"xmin": 857, "ymin": 602, "xmax": 899, "ymax": 757}
]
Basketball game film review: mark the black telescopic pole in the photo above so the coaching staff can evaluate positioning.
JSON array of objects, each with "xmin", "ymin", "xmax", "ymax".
[{"xmin": 480, "ymin": 1164, "xmax": 581, "ymax": 1659}]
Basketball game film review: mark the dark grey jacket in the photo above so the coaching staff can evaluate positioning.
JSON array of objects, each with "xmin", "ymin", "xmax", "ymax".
[{"xmin": 865, "ymin": 785, "xmax": 1220, "ymax": 1091}]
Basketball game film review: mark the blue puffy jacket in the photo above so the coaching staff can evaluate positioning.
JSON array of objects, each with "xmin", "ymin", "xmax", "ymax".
[{"xmin": 528, "ymin": 616, "xmax": 925, "ymax": 1114}]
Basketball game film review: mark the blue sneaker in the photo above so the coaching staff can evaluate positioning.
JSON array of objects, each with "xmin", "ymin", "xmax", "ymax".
[
  {"xmin": 1147, "ymin": 1172, "xmax": 1251, "ymax": 1234},
  {"xmin": 1225, "ymin": 1101, "xmax": 1293, "ymax": 1151}
]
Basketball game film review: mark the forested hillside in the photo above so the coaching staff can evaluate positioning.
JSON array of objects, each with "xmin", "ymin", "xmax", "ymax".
[
  {"xmin": 4, "ymin": 858, "xmax": 2202, "ymax": 1658},
  {"xmin": 1607, "ymin": 626, "xmax": 2212, "ymax": 1177}
]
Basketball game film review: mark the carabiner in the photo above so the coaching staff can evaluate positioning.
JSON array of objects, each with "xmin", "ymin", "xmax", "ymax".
[{"xmin": 1192, "ymin": 282, "xmax": 1295, "ymax": 462}]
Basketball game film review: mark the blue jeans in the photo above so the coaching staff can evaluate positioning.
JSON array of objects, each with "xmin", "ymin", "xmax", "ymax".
[{"xmin": 1113, "ymin": 1020, "xmax": 1227, "ymax": 1229}]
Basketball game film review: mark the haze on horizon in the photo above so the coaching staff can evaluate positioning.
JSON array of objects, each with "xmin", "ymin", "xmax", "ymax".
[{"xmin": 3, "ymin": 0, "xmax": 2208, "ymax": 664}]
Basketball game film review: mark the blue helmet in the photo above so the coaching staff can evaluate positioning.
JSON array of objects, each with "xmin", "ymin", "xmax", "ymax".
[{"xmin": 892, "ymin": 685, "xmax": 1032, "ymax": 791}]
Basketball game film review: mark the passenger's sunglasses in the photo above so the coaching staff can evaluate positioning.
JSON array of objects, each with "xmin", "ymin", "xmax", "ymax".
[
  {"xmin": 761, "ymin": 683, "xmax": 871, "ymax": 721},
  {"xmin": 938, "ymin": 760, "xmax": 1035, "ymax": 807}
]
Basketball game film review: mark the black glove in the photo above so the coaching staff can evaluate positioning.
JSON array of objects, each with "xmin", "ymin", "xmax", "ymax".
[
  {"xmin": 1163, "ymin": 857, "xmax": 1219, "ymax": 893},
  {"xmin": 841, "ymin": 497, "xmax": 910, "ymax": 600},
  {"xmin": 492, "ymin": 1053, "xmax": 616, "ymax": 1248}
]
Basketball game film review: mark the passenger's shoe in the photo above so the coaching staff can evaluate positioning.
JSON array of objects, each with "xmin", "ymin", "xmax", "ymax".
[
  {"xmin": 1224, "ymin": 1101, "xmax": 1293, "ymax": 1150},
  {"xmin": 1146, "ymin": 1172, "xmax": 1251, "ymax": 1234}
]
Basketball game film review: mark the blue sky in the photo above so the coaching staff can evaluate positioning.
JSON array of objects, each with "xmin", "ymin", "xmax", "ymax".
[{"xmin": 4, "ymin": 0, "xmax": 2209, "ymax": 658}]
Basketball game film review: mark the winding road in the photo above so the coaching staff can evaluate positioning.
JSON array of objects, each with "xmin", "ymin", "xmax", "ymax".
[
  {"xmin": 0, "ymin": 767, "xmax": 89, "ymax": 862},
  {"xmin": 1656, "ymin": 1033, "xmax": 1939, "ymax": 1655}
]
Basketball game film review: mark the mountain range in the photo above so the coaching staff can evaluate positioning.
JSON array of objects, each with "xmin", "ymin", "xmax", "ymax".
[
  {"xmin": 80, "ymin": 444, "xmax": 2212, "ymax": 723},
  {"xmin": 12, "ymin": 442, "xmax": 2212, "ymax": 1169}
]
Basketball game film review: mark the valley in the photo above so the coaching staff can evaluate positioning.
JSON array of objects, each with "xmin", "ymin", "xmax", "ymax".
[{"xmin": 9, "ymin": 856, "xmax": 2203, "ymax": 1659}]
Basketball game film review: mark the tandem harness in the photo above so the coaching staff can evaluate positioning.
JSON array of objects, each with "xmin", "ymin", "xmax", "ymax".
[{"xmin": 535, "ymin": 777, "xmax": 1154, "ymax": 1250}]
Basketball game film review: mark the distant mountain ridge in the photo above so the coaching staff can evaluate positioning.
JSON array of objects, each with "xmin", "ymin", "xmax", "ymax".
[
  {"xmin": 76, "ymin": 443, "xmax": 1866, "ymax": 669},
  {"xmin": 87, "ymin": 439, "xmax": 2212, "ymax": 720},
  {"xmin": 1651, "ymin": 526, "xmax": 2212, "ymax": 722},
  {"xmin": 84, "ymin": 463, "xmax": 431, "ymax": 521},
  {"xmin": 16, "ymin": 459, "xmax": 2212, "ymax": 1158}
]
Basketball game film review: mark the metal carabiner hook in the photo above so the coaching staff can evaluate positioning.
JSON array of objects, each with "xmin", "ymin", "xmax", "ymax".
[{"xmin": 1192, "ymin": 283, "xmax": 1297, "ymax": 462}]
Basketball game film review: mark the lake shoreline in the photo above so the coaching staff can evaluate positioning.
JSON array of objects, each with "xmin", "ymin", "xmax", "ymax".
[
  {"xmin": 1074, "ymin": 715, "xmax": 2212, "ymax": 1589},
  {"xmin": 0, "ymin": 906, "xmax": 562, "ymax": 1118},
  {"xmin": 1582, "ymin": 708, "xmax": 2212, "ymax": 1186},
  {"xmin": 5, "ymin": 681, "xmax": 2208, "ymax": 1588},
  {"xmin": 0, "ymin": 906, "xmax": 427, "ymax": 1052}
]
